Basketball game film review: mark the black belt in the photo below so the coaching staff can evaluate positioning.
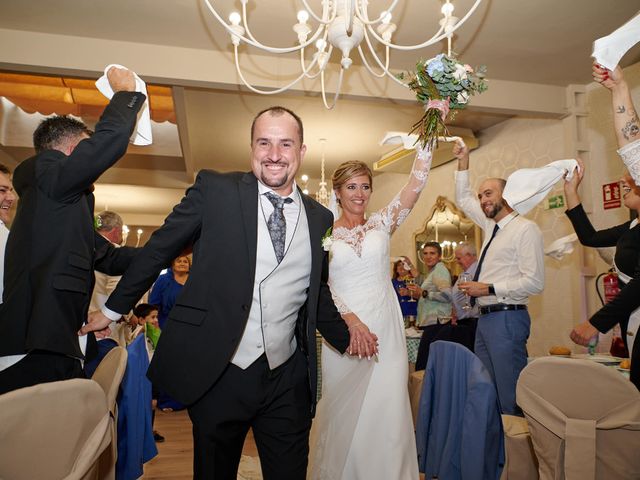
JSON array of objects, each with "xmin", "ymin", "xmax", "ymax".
[{"xmin": 479, "ymin": 304, "xmax": 527, "ymax": 315}]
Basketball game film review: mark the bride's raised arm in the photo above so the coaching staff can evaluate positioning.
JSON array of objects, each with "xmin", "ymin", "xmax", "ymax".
[{"xmin": 377, "ymin": 145, "xmax": 433, "ymax": 235}]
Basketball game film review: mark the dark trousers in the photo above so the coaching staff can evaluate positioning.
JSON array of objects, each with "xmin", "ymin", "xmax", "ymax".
[
  {"xmin": 187, "ymin": 349, "xmax": 312, "ymax": 480},
  {"xmin": 0, "ymin": 350, "xmax": 84, "ymax": 395},
  {"xmin": 415, "ymin": 319, "xmax": 478, "ymax": 371}
]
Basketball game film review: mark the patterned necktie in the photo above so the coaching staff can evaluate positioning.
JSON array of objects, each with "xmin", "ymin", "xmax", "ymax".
[
  {"xmin": 264, "ymin": 192, "xmax": 293, "ymax": 263},
  {"xmin": 470, "ymin": 223, "xmax": 500, "ymax": 306}
]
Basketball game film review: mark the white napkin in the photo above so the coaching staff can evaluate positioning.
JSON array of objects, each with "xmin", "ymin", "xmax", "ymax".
[
  {"xmin": 380, "ymin": 131, "xmax": 462, "ymax": 149},
  {"xmin": 95, "ymin": 64, "xmax": 152, "ymax": 146},
  {"xmin": 592, "ymin": 12, "xmax": 640, "ymax": 70},
  {"xmin": 544, "ymin": 233, "xmax": 578, "ymax": 260},
  {"xmin": 503, "ymin": 159, "xmax": 579, "ymax": 215}
]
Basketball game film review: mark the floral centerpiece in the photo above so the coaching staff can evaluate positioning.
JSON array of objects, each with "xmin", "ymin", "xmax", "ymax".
[{"xmin": 398, "ymin": 54, "xmax": 487, "ymax": 150}]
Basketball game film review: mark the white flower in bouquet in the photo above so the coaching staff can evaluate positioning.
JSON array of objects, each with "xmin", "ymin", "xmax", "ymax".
[
  {"xmin": 457, "ymin": 91, "xmax": 469, "ymax": 104},
  {"xmin": 453, "ymin": 64, "xmax": 468, "ymax": 81}
]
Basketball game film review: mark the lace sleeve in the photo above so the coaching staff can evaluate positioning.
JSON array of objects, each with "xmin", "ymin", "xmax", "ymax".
[
  {"xmin": 618, "ymin": 139, "xmax": 640, "ymax": 185},
  {"xmin": 378, "ymin": 145, "xmax": 433, "ymax": 235},
  {"xmin": 329, "ymin": 284, "xmax": 352, "ymax": 314}
]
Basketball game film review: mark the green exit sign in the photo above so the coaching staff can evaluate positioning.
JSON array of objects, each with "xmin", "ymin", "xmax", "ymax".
[{"xmin": 548, "ymin": 194, "xmax": 565, "ymax": 209}]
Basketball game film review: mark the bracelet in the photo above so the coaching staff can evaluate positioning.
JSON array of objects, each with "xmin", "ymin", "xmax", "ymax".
[{"xmin": 348, "ymin": 322, "xmax": 363, "ymax": 330}]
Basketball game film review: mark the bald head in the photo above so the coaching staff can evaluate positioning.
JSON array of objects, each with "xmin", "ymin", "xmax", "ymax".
[{"xmin": 477, "ymin": 177, "xmax": 512, "ymax": 221}]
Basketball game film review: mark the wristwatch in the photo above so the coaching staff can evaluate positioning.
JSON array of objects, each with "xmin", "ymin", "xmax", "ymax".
[
  {"xmin": 488, "ymin": 284, "xmax": 495, "ymax": 295},
  {"xmin": 422, "ymin": 290, "xmax": 429, "ymax": 298}
]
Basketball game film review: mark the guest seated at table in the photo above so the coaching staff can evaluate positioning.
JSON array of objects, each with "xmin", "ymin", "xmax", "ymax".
[
  {"xmin": 407, "ymin": 242, "xmax": 453, "ymax": 370},
  {"xmin": 392, "ymin": 256, "xmax": 419, "ymax": 327}
]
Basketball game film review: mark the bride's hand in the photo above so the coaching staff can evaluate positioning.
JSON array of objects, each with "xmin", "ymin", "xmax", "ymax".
[{"xmin": 347, "ymin": 319, "xmax": 379, "ymax": 359}]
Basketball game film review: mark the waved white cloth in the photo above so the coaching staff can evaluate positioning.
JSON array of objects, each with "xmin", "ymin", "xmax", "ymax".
[
  {"xmin": 592, "ymin": 13, "xmax": 640, "ymax": 70},
  {"xmin": 503, "ymin": 159, "xmax": 578, "ymax": 215},
  {"xmin": 544, "ymin": 233, "xmax": 578, "ymax": 260},
  {"xmin": 95, "ymin": 64, "xmax": 152, "ymax": 145},
  {"xmin": 380, "ymin": 131, "xmax": 462, "ymax": 149}
]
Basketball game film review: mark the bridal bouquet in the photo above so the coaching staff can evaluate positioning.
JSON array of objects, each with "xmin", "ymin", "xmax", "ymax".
[{"xmin": 399, "ymin": 54, "xmax": 487, "ymax": 150}]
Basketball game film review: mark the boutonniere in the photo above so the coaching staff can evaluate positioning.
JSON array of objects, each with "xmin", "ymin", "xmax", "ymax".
[{"xmin": 321, "ymin": 226, "xmax": 333, "ymax": 251}]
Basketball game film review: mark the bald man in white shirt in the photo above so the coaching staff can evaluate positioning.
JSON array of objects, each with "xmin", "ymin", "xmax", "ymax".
[{"xmin": 454, "ymin": 142, "xmax": 544, "ymax": 415}]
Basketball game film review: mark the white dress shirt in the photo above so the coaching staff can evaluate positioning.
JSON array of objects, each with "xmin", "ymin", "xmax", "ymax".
[
  {"xmin": 455, "ymin": 170, "xmax": 545, "ymax": 306},
  {"xmin": 0, "ymin": 221, "xmax": 27, "ymax": 371}
]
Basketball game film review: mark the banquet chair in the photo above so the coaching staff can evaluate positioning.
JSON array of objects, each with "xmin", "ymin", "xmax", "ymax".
[
  {"xmin": 90, "ymin": 346, "xmax": 128, "ymax": 480},
  {"xmin": 516, "ymin": 357, "xmax": 640, "ymax": 480},
  {"xmin": 500, "ymin": 415, "xmax": 539, "ymax": 480},
  {"xmin": 416, "ymin": 341, "xmax": 504, "ymax": 480},
  {"xmin": 0, "ymin": 378, "xmax": 111, "ymax": 480}
]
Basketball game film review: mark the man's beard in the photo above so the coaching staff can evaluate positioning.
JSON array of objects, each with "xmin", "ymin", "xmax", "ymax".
[
  {"xmin": 260, "ymin": 171, "xmax": 288, "ymax": 189},
  {"xmin": 484, "ymin": 201, "xmax": 504, "ymax": 219}
]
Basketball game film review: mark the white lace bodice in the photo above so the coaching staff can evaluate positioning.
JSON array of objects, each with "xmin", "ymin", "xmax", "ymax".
[{"xmin": 329, "ymin": 147, "xmax": 433, "ymax": 315}]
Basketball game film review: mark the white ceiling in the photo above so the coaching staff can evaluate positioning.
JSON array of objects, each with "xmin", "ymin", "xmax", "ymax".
[{"xmin": 1, "ymin": 0, "xmax": 639, "ymax": 223}]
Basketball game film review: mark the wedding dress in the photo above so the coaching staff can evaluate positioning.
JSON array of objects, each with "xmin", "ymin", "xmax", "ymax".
[{"xmin": 308, "ymin": 147, "xmax": 432, "ymax": 480}]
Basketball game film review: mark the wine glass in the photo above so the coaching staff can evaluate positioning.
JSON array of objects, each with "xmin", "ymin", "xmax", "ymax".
[
  {"xmin": 405, "ymin": 277, "xmax": 417, "ymax": 302},
  {"xmin": 458, "ymin": 272, "xmax": 472, "ymax": 310}
]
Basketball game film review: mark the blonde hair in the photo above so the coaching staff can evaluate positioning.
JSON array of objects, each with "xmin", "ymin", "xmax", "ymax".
[{"xmin": 331, "ymin": 161, "xmax": 373, "ymax": 192}]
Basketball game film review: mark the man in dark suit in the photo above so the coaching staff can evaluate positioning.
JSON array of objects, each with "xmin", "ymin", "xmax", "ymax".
[
  {"xmin": 83, "ymin": 106, "xmax": 378, "ymax": 479},
  {"xmin": 0, "ymin": 67, "xmax": 144, "ymax": 394}
]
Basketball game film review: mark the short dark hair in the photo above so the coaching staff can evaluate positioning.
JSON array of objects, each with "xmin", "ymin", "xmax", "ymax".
[
  {"xmin": 133, "ymin": 303, "xmax": 159, "ymax": 319},
  {"xmin": 33, "ymin": 115, "xmax": 91, "ymax": 153},
  {"xmin": 422, "ymin": 241, "xmax": 442, "ymax": 256},
  {"xmin": 0, "ymin": 164, "xmax": 10, "ymax": 176},
  {"xmin": 250, "ymin": 106, "xmax": 304, "ymax": 145}
]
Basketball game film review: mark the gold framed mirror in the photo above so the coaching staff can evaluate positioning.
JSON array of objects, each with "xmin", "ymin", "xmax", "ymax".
[{"xmin": 413, "ymin": 196, "xmax": 480, "ymax": 277}]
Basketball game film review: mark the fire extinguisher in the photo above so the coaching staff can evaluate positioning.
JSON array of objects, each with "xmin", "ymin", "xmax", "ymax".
[
  {"xmin": 600, "ymin": 269, "xmax": 620, "ymax": 304},
  {"xmin": 596, "ymin": 268, "xmax": 629, "ymax": 357}
]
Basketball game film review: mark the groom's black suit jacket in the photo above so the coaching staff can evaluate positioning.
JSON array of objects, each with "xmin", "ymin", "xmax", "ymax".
[
  {"xmin": 105, "ymin": 170, "xmax": 350, "ymax": 408},
  {"xmin": 0, "ymin": 91, "xmax": 143, "ymax": 360}
]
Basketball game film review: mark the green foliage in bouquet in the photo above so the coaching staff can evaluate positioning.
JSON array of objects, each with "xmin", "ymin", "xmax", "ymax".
[{"xmin": 398, "ymin": 54, "xmax": 487, "ymax": 150}]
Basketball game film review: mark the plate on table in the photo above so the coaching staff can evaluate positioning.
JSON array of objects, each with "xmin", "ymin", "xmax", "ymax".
[{"xmin": 570, "ymin": 354, "xmax": 622, "ymax": 365}]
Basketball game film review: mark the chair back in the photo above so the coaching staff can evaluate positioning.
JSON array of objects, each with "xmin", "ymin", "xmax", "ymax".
[
  {"xmin": 91, "ymin": 345, "xmax": 128, "ymax": 411},
  {"xmin": 0, "ymin": 379, "xmax": 111, "ymax": 480},
  {"xmin": 501, "ymin": 414, "xmax": 539, "ymax": 480},
  {"xmin": 416, "ymin": 340, "xmax": 504, "ymax": 480},
  {"xmin": 516, "ymin": 357, "xmax": 640, "ymax": 480}
]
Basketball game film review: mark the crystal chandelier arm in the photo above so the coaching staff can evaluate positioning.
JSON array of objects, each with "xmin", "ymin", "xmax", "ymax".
[
  {"xmin": 203, "ymin": 0, "xmax": 324, "ymax": 53},
  {"xmin": 300, "ymin": 0, "xmax": 336, "ymax": 24},
  {"xmin": 361, "ymin": 0, "xmax": 483, "ymax": 50},
  {"xmin": 354, "ymin": 0, "xmax": 401, "ymax": 26},
  {"xmin": 320, "ymin": 67, "xmax": 346, "ymax": 110},
  {"xmin": 232, "ymin": 45, "xmax": 320, "ymax": 95}
]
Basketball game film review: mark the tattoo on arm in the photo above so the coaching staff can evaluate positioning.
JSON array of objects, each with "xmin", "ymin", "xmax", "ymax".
[
  {"xmin": 622, "ymin": 113, "xmax": 640, "ymax": 140},
  {"xmin": 617, "ymin": 105, "xmax": 626, "ymax": 114}
]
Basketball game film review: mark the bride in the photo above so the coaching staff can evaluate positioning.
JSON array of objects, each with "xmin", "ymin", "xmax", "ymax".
[{"xmin": 308, "ymin": 145, "xmax": 433, "ymax": 479}]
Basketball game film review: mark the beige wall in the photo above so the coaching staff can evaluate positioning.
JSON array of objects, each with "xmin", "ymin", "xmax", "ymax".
[{"xmin": 367, "ymin": 62, "xmax": 640, "ymax": 356}]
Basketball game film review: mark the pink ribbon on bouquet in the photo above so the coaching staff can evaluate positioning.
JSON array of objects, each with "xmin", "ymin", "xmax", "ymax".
[{"xmin": 426, "ymin": 98, "xmax": 450, "ymax": 122}]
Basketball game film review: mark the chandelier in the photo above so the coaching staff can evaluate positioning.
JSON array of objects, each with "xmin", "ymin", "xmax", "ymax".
[
  {"xmin": 203, "ymin": 0, "xmax": 484, "ymax": 109},
  {"xmin": 316, "ymin": 138, "xmax": 329, "ymax": 207}
]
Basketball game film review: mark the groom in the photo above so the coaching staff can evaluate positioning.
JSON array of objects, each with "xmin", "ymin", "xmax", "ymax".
[{"xmin": 83, "ymin": 106, "xmax": 377, "ymax": 479}]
